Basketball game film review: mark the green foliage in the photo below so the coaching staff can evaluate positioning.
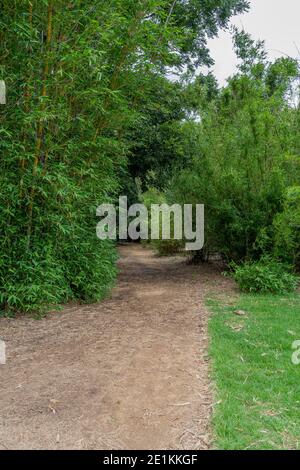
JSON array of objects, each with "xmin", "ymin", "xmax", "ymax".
[
  {"xmin": 232, "ymin": 27, "xmax": 267, "ymax": 73},
  {"xmin": 232, "ymin": 258, "xmax": 299, "ymax": 294},
  {"xmin": 0, "ymin": 0, "xmax": 261, "ymax": 314},
  {"xmin": 166, "ymin": 35, "xmax": 299, "ymax": 267},
  {"xmin": 0, "ymin": 244, "xmax": 71, "ymax": 315},
  {"xmin": 139, "ymin": 185, "xmax": 183, "ymax": 256},
  {"xmin": 273, "ymin": 186, "xmax": 300, "ymax": 270},
  {"xmin": 152, "ymin": 238, "xmax": 183, "ymax": 257},
  {"xmin": 0, "ymin": 0, "xmax": 127, "ymax": 314}
]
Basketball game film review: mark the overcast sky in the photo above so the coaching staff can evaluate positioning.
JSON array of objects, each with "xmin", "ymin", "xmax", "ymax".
[{"xmin": 207, "ymin": 0, "xmax": 300, "ymax": 86}]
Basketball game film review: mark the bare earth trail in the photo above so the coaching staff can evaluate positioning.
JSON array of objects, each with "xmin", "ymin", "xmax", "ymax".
[{"xmin": 0, "ymin": 245, "xmax": 230, "ymax": 450}]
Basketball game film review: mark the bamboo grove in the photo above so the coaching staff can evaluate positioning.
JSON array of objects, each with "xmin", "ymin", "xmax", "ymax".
[
  {"xmin": 141, "ymin": 31, "xmax": 300, "ymax": 293},
  {"xmin": 0, "ymin": 0, "xmax": 249, "ymax": 313}
]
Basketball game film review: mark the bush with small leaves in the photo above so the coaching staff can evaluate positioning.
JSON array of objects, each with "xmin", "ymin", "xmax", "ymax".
[{"xmin": 233, "ymin": 258, "xmax": 299, "ymax": 294}]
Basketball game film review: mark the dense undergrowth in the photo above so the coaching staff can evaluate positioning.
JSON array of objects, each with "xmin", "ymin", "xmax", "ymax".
[{"xmin": 139, "ymin": 31, "xmax": 300, "ymax": 293}]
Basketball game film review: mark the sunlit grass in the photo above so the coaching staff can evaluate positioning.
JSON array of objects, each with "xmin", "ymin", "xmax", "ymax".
[{"xmin": 208, "ymin": 292, "xmax": 300, "ymax": 450}]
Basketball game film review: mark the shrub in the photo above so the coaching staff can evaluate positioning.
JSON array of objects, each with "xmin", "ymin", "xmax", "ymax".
[
  {"xmin": 0, "ymin": 244, "xmax": 72, "ymax": 316},
  {"xmin": 233, "ymin": 258, "xmax": 299, "ymax": 294},
  {"xmin": 139, "ymin": 186, "xmax": 183, "ymax": 256},
  {"xmin": 273, "ymin": 186, "xmax": 300, "ymax": 271},
  {"xmin": 152, "ymin": 239, "xmax": 183, "ymax": 256},
  {"xmin": 0, "ymin": 235, "xmax": 118, "ymax": 316}
]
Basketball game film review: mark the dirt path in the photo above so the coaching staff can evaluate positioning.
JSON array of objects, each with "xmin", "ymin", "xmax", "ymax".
[{"xmin": 0, "ymin": 245, "xmax": 226, "ymax": 450}]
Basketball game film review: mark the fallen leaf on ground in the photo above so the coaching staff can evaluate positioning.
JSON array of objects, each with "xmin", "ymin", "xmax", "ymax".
[
  {"xmin": 234, "ymin": 310, "xmax": 247, "ymax": 316},
  {"xmin": 230, "ymin": 324, "xmax": 244, "ymax": 332}
]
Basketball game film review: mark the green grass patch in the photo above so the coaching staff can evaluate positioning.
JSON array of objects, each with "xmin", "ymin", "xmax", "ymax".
[{"xmin": 208, "ymin": 292, "xmax": 300, "ymax": 450}]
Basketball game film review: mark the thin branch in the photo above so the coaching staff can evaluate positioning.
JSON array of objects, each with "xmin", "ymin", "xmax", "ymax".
[{"xmin": 165, "ymin": 0, "xmax": 177, "ymax": 29}]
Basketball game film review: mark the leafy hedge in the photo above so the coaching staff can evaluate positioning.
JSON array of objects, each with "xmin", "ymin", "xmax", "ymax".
[{"xmin": 232, "ymin": 258, "xmax": 299, "ymax": 294}]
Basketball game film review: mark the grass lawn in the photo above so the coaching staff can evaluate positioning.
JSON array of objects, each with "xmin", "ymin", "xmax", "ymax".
[{"xmin": 208, "ymin": 292, "xmax": 300, "ymax": 450}]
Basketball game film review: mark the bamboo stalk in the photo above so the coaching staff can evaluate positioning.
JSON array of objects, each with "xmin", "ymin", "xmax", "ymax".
[
  {"xmin": 33, "ymin": 0, "xmax": 53, "ymax": 173},
  {"xmin": 93, "ymin": 8, "xmax": 146, "ymax": 141},
  {"xmin": 27, "ymin": 0, "xmax": 53, "ymax": 246},
  {"xmin": 20, "ymin": 1, "xmax": 34, "ymax": 196}
]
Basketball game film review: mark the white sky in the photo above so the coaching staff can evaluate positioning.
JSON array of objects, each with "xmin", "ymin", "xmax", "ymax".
[{"xmin": 207, "ymin": 0, "xmax": 300, "ymax": 86}]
